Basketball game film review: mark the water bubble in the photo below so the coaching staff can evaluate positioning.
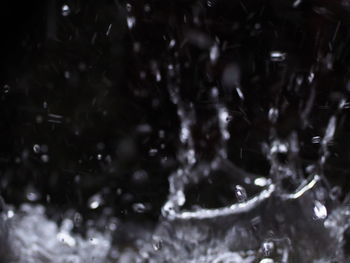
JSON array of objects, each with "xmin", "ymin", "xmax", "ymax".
[
  {"xmin": 33, "ymin": 144, "xmax": 41, "ymax": 153},
  {"xmin": 260, "ymin": 258, "xmax": 274, "ymax": 263},
  {"xmin": 313, "ymin": 200, "xmax": 327, "ymax": 220},
  {"xmin": 270, "ymin": 51, "xmax": 286, "ymax": 62},
  {"xmin": 62, "ymin": 4, "xmax": 71, "ymax": 16},
  {"xmin": 234, "ymin": 185, "xmax": 247, "ymax": 202}
]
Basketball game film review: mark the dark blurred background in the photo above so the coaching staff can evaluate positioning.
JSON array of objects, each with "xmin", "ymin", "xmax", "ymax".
[{"xmin": 1, "ymin": 0, "xmax": 350, "ymax": 225}]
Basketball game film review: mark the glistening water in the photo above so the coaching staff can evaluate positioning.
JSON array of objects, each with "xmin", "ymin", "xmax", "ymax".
[{"xmin": 1, "ymin": 0, "xmax": 350, "ymax": 262}]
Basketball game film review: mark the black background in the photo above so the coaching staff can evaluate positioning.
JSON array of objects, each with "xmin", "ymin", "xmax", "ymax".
[{"xmin": 1, "ymin": 0, "xmax": 350, "ymax": 225}]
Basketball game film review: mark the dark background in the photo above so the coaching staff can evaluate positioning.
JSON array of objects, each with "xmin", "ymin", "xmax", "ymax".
[{"xmin": 1, "ymin": 0, "xmax": 350, "ymax": 225}]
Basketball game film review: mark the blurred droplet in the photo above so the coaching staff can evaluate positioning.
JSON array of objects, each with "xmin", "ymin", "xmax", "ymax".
[
  {"xmin": 127, "ymin": 17, "xmax": 136, "ymax": 29},
  {"xmin": 33, "ymin": 144, "xmax": 41, "ymax": 154},
  {"xmin": 41, "ymin": 154, "xmax": 49, "ymax": 163},
  {"xmin": 26, "ymin": 187, "xmax": 40, "ymax": 202},
  {"xmin": 88, "ymin": 194, "xmax": 104, "ymax": 210},
  {"xmin": 270, "ymin": 51, "xmax": 286, "ymax": 62},
  {"xmin": 62, "ymin": 4, "xmax": 71, "ymax": 16},
  {"xmin": 210, "ymin": 44, "xmax": 219, "ymax": 63},
  {"xmin": 152, "ymin": 236, "xmax": 163, "ymax": 251},
  {"xmin": 234, "ymin": 185, "xmax": 247, "ymax": 202},
  {"xmin": 311, "ymin": 136, "xmax": 321, "ymax": 144},
  {"xmin": 268, "ymin": 108, "xmax": 279, "ymax": 123},
  {"xmin": 254, "ymin": 177, "xmax": 269, "ymax": 187},
  {"xmin": 313, "ymin": 201, "xmax": 327, "ymax": 219},
  {"xmin": 262, "ymin": 240, "xmax": 274, "ymax": 256},
  {"xmin": 3, "ymin": 84, "xmax": 10, "ymax": 93},
  {"xmin": 132, "ymin": 203, "xmax": 148, "ymax": 213}
]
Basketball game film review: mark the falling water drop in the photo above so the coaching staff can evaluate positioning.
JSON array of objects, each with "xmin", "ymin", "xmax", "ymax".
[
  {"xmin": 127, "ymin": 17, "xmax": 136, "ymax": 29},
  {"xmin": 210, "ymin": 44, "xmax": 220, "ymax": 63},
  {"xmin": 268, "ymin": 108, "xmax": 279, "ymax": 123},
  {"xmin": 262, "ymin": 240, "xmax": 274, "ymax": 256},
  {"xmin": 62, "ymin": 4, "xmax": 71, "ymax": 16},
  {"xmin": 33, "ymin": 144, "xmax": 41, "ymax": 153},
  {"xmin": 270, "ymin": 51, "xmax": 286, "ymax": 62},
  {"xmin": 88, "ymin": 194, "xmax": 104, "ymax": 210},
  {"xmin": 234, "ymin": 185, "xmax": 247, "ymax": 202},
  {"xmin": 152, "ymin": 236, "xmax": 163, "ymax": 251},
  {"xmin": 313, "ymin": 200, "xmax": 327, "ymax": 220}
]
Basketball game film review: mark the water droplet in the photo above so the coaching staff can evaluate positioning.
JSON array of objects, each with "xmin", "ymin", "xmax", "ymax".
[
  {"xmin": 88, "ymin": 194, "xmax": 103, "ymax": 209},
  {"xmin": 293, "ymin": 0, "xmax": 302, "ymax": 7},
  {"xmin": 41, "ymin": 154, "xmax": 49, "ymax": 163},
  {"xmin": 33, "ymin": 144, "xmax": 41, "ymax": 153},
  {"xmin": 26, "ymin": 187, "xmax": 40, "ymax": 202},
  {"xmin": 106, "ymin": 24, "xmax": 112, "ymax": 36},
  {"xmin": 144, "ymin": 4, "xmax": 151, "ymax": 12},
  {"xmin": 149, "ymin": 148, "xmax": 158, "ymax": 156},
  {"xmin": 308, "ymin": 72, "xmax": 315, "ymax": 83},
  {"xmin": 210, "ymin": 44, "xmax": 219, "ymax": 63},
  {"xmin": 7, "ymin": 210, "xmax": 14, "ymax": 218},
  {"xmin": 126, "ymin": 3, "xmax": 132, "ymax": 12},
  {"xmin": 169, "ymin": 39, "xmax": 176, "ymax": 49},
  {"xmin": 127, "ymin": 17, "xmax": 136, "ymax": 29},
  {"xmin": 132, "ymin": 203, "xmax": 147, "ymax": 213},
  {"xmin": 234, "ymin": 185, "xmax": 247, "ymax": 202},
  {"xmin": 311, "ymin": 136, "xmax": 321, "ymax": 144},
  {"xmin": 268, "ymin": 108, "xmax": 279, "ymax": 123},
  {"xmin": 3, "ymin": 84, "xmax": 10, "ymax": 93},
  {"xmin": 62, "ymin": 4, "xmax": 71, "ymax": 16},
  {"xmin": 152, "ymin": 236, "xmax": 163, "ymax": 251},
  {"xmin": 236, "ymin": 87, "xmax": 244, "ymax": 100},
  {"xmin": 270, "ymin": 51, "xmax": 286, "ymax": 62},
  {"xmin": 254, "ymin": 177, "xmax": 269, "ymax": 187},
  {"xmin": 313, "ymin": 200, "xmax": 327, "ymax": 219},
  {"xmin": 262, "ymin": 240, "xmax": 274, "ymax": 256}
]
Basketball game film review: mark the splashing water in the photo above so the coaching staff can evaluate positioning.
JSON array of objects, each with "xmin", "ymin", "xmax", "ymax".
[{"xmin": 2, "ymin": 1, "xmax": 350, "ymax": 263}]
